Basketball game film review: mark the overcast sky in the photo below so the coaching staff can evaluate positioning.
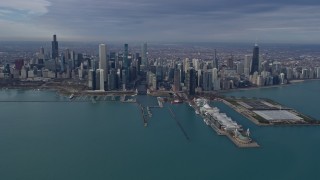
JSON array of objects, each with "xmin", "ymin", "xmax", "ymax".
[{"xmin": 0, "ymin": 0, "xmax": 320, "ymax": 43}]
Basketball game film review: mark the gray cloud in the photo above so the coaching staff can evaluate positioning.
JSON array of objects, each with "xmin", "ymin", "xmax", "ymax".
[{"xmin": 1, "ymin": 0, "xmax": 320, "ymax": 43}]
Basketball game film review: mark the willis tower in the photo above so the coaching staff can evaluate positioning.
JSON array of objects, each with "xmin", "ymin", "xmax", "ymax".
[{"xmin": 52, "ymin": 35, "xmax": 59, "ymax": 59}]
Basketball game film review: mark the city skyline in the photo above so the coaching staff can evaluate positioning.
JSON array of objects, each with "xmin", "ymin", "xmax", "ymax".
[{"xmin": 1, "ymin": 0, "xmax": 320, "ymax": 43}]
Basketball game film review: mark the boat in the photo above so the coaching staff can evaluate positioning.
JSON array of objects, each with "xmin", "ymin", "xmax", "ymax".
[
  {"xmin": 171, "ymin": 99, "xmax": 182, "ymax": 104},
  {"xmin": 69, "ymin": 94, "xmax": 74, "ymax": 99}
]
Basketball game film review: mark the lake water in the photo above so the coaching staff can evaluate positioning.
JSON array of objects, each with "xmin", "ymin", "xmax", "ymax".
[{"xmin": 0, "ymin": 80, "xmax": 320, "ymax": 180}]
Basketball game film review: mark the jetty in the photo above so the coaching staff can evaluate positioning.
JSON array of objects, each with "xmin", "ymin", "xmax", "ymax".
[
  {"xmin": 168, "ymin": 106, "xmax": 190, "ymax": 141},
  {"xmin": 138, "ymin": 103, "xmax": 148, "ymax": 127}
]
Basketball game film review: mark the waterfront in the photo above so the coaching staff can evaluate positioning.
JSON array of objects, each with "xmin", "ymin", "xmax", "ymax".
[{"xmin": 0, "ymin": 80, "xmax": 320, "ymax": 179}]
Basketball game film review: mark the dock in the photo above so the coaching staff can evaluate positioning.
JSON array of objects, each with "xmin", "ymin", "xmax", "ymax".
[
  {"xmin": 138, "ymin": 103, "xmax": 148, "ymax": 127},
  {"xmin": 220, "ymin": 97, "xmax": 320, "ymax": 126},
  {"xmin": 225, "ymin": 133, "xmax": 260, "ymax": 148},
  {"xmin": 192, "ymin": 99, "xmax": 259, "ymax": 148}
]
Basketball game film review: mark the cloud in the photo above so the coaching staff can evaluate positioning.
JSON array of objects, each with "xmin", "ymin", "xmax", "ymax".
[
  {"xmin": 1, "ymin": 0, "xmax": 320, "ymax": 43},
  {"xmin": 0, "ymin": 0, "xmax": 51, "ymax": 16}
]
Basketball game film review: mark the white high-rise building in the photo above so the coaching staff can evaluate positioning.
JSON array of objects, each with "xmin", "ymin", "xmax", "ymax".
[
  {"xmin": 21, "ymin": 67, "xmax": 28, "ymax": 79},
  {"xmin": 78, "ymin": 63, "xmax": 84, "ymax": 79},
  {"xmin": 256, "ymin": 75, "xmax": 263, "ymax": 86},
  {"xmin": 316, "ymin": 67, "xmax": 320, "ymax": 78},
  {"xmin": 212, "ymin": 68, "xmax": 218, "ymax": 80},
  {"xmin": 236, "ymin": 61, "xmax": 244, "ymax": 75},
  {"xmin": 193, "ymin": 59, "xmax": 200, "ymax": 71},
  {"xmin": 244, "ymin": 55, "xmax": 252, "ymax": 77},
  {"xmin": 96, "ymin": 69, "xmax": 105, "ymax": 91},
  {"xmin": 280, "ymin": 73, "xmax": 285, "ymax": 84},
  {"xmin": 184, "ymin": 58, "xmax": 190, "ymax": 73},
  {"xmin": 99, "ymin": 44, "xmax": 107, "ymax": 81},
  {"xmin": 212, "ymin": 68, "xmax": 220, "ymax": 90}
]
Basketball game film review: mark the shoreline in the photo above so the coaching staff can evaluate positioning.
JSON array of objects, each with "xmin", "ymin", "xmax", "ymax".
[
  {"xmin": 1, "ymin": 78, "xmax": 320, "ymax": 98},
  {"xmin": 218, "ymin": 78, "xmax": 320, "ymax": 94}
]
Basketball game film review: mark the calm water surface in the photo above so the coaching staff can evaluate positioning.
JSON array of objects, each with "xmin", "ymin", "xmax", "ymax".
[{"xmin": 0, "ymin": 81, "xmax": 320, "ymax": 180}]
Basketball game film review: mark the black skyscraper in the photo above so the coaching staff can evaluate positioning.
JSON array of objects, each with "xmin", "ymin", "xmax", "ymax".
[
  {"xmin": 250, "ymin": 44, "xmax": 259, "ymax": 75},
  {"xmin": 185, "ymin": 68, "xmax": 196, "ymax": 95},
  {"xmin": 110, "ymin": 52, "xmax": 116, "ymax": 69},
  {"xmin": 52, "ymin": 35, "xmax": 59, "ymax": 59}
]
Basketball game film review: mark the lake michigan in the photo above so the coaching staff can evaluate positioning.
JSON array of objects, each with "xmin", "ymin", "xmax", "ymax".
[{"xmin": 0, "ymin": 80, "xmax": 320, "ymax": 180}]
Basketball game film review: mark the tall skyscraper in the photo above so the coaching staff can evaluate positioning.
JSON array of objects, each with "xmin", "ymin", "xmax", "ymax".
[
  {"xmin": 38, "ymin": 47, "xmax": 45, "ymax": 60},
  {"xmin": 51, "ymin": 35, "xmax": 59, "ymax": 59},
  {"xmin": 123, "ymin": 44, "xmax": 130, "ymax": 82},
  {"xmin": 236, "ymin": 61, "xmax": 244, "ymax": 75},
  {"xmin": 108, "ymin": 69, "xmax": 117, "ymax": 90},
  {"xmin": 183, "ymin": 58, "xmax": 190, "ymax": 73},
  {"xmin": 40, "ymin": 47, "xmax": 45, "ymax": 56},
  {"xmin": 96, "ymin": 69, "xmax": 105, "ymax": 91},
  {"xmin": 185, "ymin": 68, "xmax": 196, "ymax": 95},
  {"xmin": 99, "ymin": 44, "xmax": 107, "ymax": 82},
  {"xmin": 213, "ymin": 49, "xmax": 218, "ymax": 70},
  {"xmin": 250, "ymin": 44, "xmax": 259, "ymax": 75},
  {"xmin": 212, "ymin": 68, "xmax": 220, "ymax": 90},
  {"xmin": 202, "ymin": 70, "xmax": 213, "ymax": 91},
  {"xmin": 244, "ymin": 55, "xmax": 252, "ymax": 77},
  {"xmin": 88, "ymin": 69, "xmax": 96, "ymax": 90},
  {"xmin": 173, "ymin": 69, "xmax": 181, "ymax": 92},
  {"xmin": 316, "ymin": 67, "xmax": 320, "ymax": 78},
  {"xmin": 141, "ymin": 42, "xmax": 148, "ymax": 67},
  {"xmin": 227, "ymin": 55, "xmax": 234, "ymax": 69},
  {"xmin": 109, "ymin": 52, "xmax": 116, "ymax": 69},
  {"xmin": 123, "ymin": 44, "xmax": 129, "ymax": 69},
  {"xmin": 60, "ymin": 54, "xmax": 65, "ymax": 72}
]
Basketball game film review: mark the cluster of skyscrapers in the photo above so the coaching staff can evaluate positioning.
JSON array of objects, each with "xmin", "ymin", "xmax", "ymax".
[
  {"xmin": 88, "ymin": 42, "xmax": 148, "ymax": 91},
  {"xmin": 1, "ymin": 35, "xmax": 320, "ymax": 95}
]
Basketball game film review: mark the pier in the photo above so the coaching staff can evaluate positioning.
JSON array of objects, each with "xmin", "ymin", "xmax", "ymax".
[
  {"xmin": 168, "ymin": 106, "xmax": 190, "ymax": 141},
  {"xmin": 138, "ymin": 103, "xmax": 148, "ymax": 127},
  {"xmin": 221, "ymin": 97, "xmax": 320, "ymax": 126},
  {"xmin": 192, "ymin": 98, "xmax": 259, "ymax": 148}
]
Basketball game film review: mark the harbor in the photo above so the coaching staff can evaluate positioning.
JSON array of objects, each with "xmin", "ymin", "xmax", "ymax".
[
  {"xmin": 191, "ymin": 98, "xmax": 259, "ymax": 148},
  {"xmin": 137, "ymin": 96, "xmax": 164, "ymax": 127}
]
